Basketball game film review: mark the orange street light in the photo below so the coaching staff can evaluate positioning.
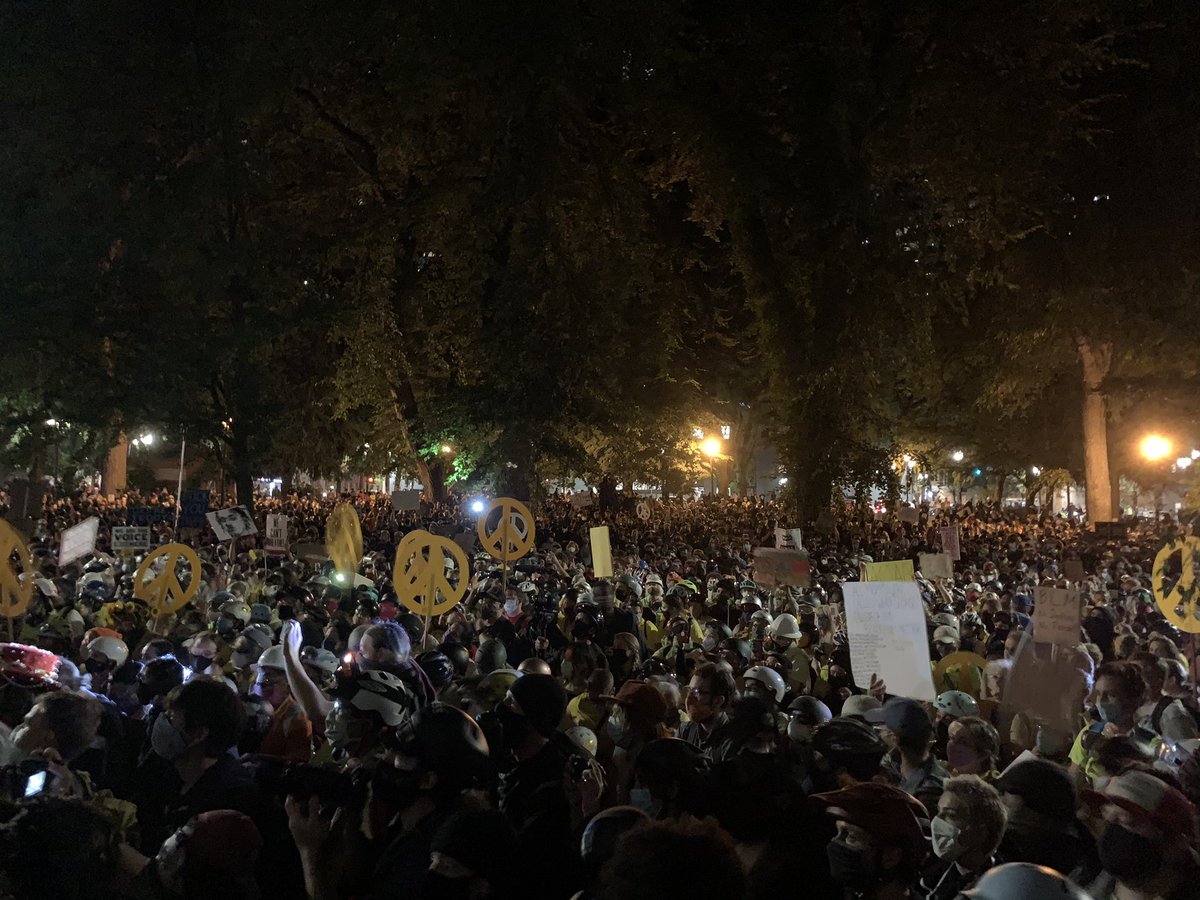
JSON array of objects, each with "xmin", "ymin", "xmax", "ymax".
[
  {"xmin": 1140, "ymin": 434, "xmax": 1172, "ymax": 462},
  {"xmin": 701, "ymin": 437, "xmax": 722, "ymax": 458}
]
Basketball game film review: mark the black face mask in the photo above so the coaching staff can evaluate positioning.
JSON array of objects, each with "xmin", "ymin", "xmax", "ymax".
[
  {"xmin": 190, "ymin": 654, "xmax": 212, "ymax": 674},
  {"xmin": 826, "ymin": 840, "xmax": 876, "ymax": 891},
  {"xmin": 136, "ymin": 681, "xmax": 158, "ymax": 706},
  {"xmin": 372, "ymin": 764, "xmax": 426, "ymax": 811},
  {"xmin": 495, "ymin": 703, "xmax": 532, "ymax": 750},
  {"xmin": 1099, "ymin": 822, "xmax": 1163, "ymax": 885},
  {"xmin": 84, "ymin": 659, "xmax": 112, "ymax": 676}
]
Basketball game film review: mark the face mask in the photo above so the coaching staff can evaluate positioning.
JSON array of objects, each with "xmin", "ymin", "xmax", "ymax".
[
  {"xmin": 947, "ymin": 740, "xmax": 984, "ymax": 774},
  {"xmin": 84, "ymin": 658, "xmax": 111, "ymax": 676},
  {"xmin": 325, "ymin": 705, "xmax": 366, "ymax": 752},
  {"xmin": 189, "ymin": 654, "xmax": 212, "ymax": 674},
  {"xmin": 136, "ymin": 681, "xmax": 159, "ymax": 706},
  {"xmin": 606, "ymin": 708, "xmax": 639, "ymax": 749},
  {"xmin": 495, "ymin": 702, "xmax": 532, "ymax": 749},
  {"xmin": 231, "ymin": 651, "xmax": 255, "ymax": 670},
  {"xmin": 826, "ymin": 840, "xmax": 875, "ymax": 890},
  {"xmin": 628, "ymin": 785, "xmax": 663, "ymax": 819},
  {"xmin": 701, "ymin": 636, "xmax": 717, "ymax": 652},
  {"xmin": 1098, "ymin": 700, "xmax": 1125, "ymax": 724},
  {"xmin": 151, "ymin": 714, "xmax": 195, "ymax": 761},
  {"xmin": 930, "ymin": 815, "xmax": 964, "ymax": 860},
  {"xmin": 503, "ymin": 599, "xmax": 520, "ymax": 617},
  {"xmin": 1098, "ymin": 822, "xmax": 1163, "ymax": 884}
]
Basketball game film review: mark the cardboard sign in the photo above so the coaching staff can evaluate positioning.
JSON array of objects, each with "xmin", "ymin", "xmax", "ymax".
[
  {"xmin": 843, "ymin": 581, "xmax": 936, "ymax": 701},
  {"xmin": 292, "ymin": 543, "xmax": 329, "ymax": 561},
  {"xmin": 133, "ymin": 542, "xmax": 202, "ymax": 614},
  {"xmin": 477, "ymin": 498, "xmax": 535, "ymax": 562},
  {"xmin": 1064, "ymin": 559, "xmax": 1085, "ymax": 582},
  {"xmin": 940, "ymin": 525, "xmax": 961, "ymax": 561},
  {"xmin": 1033, "ymin": 586, "xmax": 1082, "ymax": 645},
  {"xmin": 453, "ymin": 532, "xmax": 476, "ymax": 557},
  {"xmin": 918, "ymin": 553, "xmax": 953, "ymax": 580},
  {"xmin": 752, "ymin": 548, "xmax": 812, "ymax": 588},
  {"xmin": 265, "ymin": 514, "xmax": 289, "ymax": 555},
  {"xmin": 208, "ymin": 506, "xmax": 258, "ymax": 541},
  {"xmin": 570, "ymin": 493, "xmax": 594, "ymax": 508},
  {"xmin": 391, "ymin": 490, "xmax": 422, "ymax": 512},
  {"xmin": 58, "ymin": 517, "xmax": 99, "ymax": 567},
  {"xmin": 1152, "ymin": 537, "xmax": 1200, "ymax": 634},
  {"xmin": 178, "ymin": 490, "xmax": 210, "ymax": 530},
  {"xmin": 636, "ymin": 500, "xmax": 651, "ymax": 521},
  {"xmin": 128, "ymin": 507, "xmax": 172, "ymax": 527},
  {"xmin": 111, "ymin": 526, "xmax": 151, "ymax": 552},
  {"xmin": 898, "ymin": 506, "xmax": 920, "ymax": 524},
  {"xmin": 862, "ymin": 559, "xmax": 915, "ymax": 582},
  {"xmin": 393, "ymin": 530, "xmax": 469, "ymax": 617},
  {"xmin": 1003, "ymin": 630, "xmax": 1089, "ymax": 735},
  {"xmin": 590, "ymin": 526, "xmax": 614, "ymax": 578}
]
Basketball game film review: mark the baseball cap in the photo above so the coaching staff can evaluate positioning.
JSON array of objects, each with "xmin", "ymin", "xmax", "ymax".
[
  {"xmin": 995, "ymin": 759, "xmax": 1077, "ymax": 824},
  {"xmin": 1081, "ymin": 770, "xmax": 1197, "ymax": 845},
  {"xmin": 864, "ymin": 697, "xmax": 934, "ymax": 742},
  {"xmin": 603, "ymin": 679, "xmax": 669, "ymax": 728},
  {"xmin": 933, "ymin": 625, "xmax": 960, "ymax": 644}
]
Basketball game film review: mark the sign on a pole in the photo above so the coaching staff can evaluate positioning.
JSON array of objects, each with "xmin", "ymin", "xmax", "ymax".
[
  {"xmin": 940, "ymin": 525, "xmax": 961, "ymax": 561},
  {"xmin": 111, "ymin": 526, "xmax": 151, "ymax": 552},
  {"xmin": 58, "ymin": 517, "xmax": 99, "ymax": 567},
  {"xmin": 265, "ymin": 514, "xmax": 290, "ymax": 555}
]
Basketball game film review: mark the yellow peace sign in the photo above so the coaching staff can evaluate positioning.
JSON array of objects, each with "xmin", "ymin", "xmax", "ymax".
[
  {"xmin": 1152, "ymin": 537, "xmax": 1200, "ymax": 633},
  {"xmin": 933, "ymin": 651, "xmax": 988, "ymax": 699},
  {"xmin": 393, "ymin": 530, "xmax": 469, "ymax": 617},
  {"xmin": 326, "ymin": 503, "xmax": 363, "ymax": 574},
  {"xmin": 0, "ymin": 520, "xmax": 35, "ymax": 618},
  {"xmin": 477, "ymin": 498, "xmax": 535, "ymax": 562},
  {"xmin": 133, "ymin": 542, "xmax": 202, "ymax": 614}
]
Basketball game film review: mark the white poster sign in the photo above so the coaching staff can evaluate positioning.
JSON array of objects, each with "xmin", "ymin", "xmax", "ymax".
[
  {"xmin": 265, "ymin": 514, "xmax": 290, "ymax": 555},
  {"xmin": 207, "ymin": 506, "xmax": 258, "ymax": 541},
  {"xmin": 940, "ymin": 525, "xmax": 961, "ymax": 561},
  {"xmin": 111, "ymin": 526, "xmax": 151, "ymax": 552},
  {"xmin": 58, "ymin": 517, "xmax": 99, "ymax": 566},
  {"xmin": 919, "ymin": 552, "xmax": 954, "ymax": 580},
  {"xmin": 1033, "ymin": 586, "xmax": 1082, "ymax": 646},
  {"xmin": 843, "ymin": 581, "xmax": 936, "ymax": 702}
]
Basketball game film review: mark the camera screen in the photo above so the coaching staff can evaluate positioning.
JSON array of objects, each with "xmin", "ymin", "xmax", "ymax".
[{"xmin": 24, "ymin": 771, "xmax": 46, "ymax": 798}]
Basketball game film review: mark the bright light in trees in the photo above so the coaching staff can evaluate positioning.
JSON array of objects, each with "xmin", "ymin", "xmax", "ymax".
[
  {"xmin": 950, "ymin": 450, "xmax": 964, "ymax": 462},
  {"xmin": 701, "ymin": 438, "xmax": 722, "ymax": 457},
  {"xmin": 1140, "ymin": 434, "xmax": 1172, "ymax": 462}
]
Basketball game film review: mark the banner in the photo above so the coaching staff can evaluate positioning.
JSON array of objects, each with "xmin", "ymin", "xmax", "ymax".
[
  {"xmin": 1032, "ymin": 586, "xmax": 1082, "ymax": 646},
  {"xmin": 918, "ymin": 552, "xmax": 953, "ymax": 580},
  {"xmin": 128, "ymin": 507, "xmax": 172, "ymax": 527},
  {"xmin": 843, "ymin": 581, "xmax": 936, "ymax": 702},
  {"xmin": 939, "ymin": 525, "xmax": 961, "ymax": 561},
  {"xmin": 111, "ymin": 526, "xmax": 151, "ymax": 552},
  {"xmin": 265, "ymin": 514, "xmax": 290, "ymax": 555},
  {"xmin": 590, "ymin": 526, "xmax": 613, "ymax": 578},
  {"xmin": 391, "ymin": 490, "xmax": 422, "ymax": 512},
  {"xmin": 208, "ymin": 506, "xmax": 258, "ymax": 541},
  {"xmin": 58, "ymin": 517, "xmax": 99, "ymax": 567},
  {"xmin": 178, "ymin": 490, "xmax": 210, "ymax": 530},
  {"xmin": 752, "ymin": 548, "xmax": 812, "ymax": 588},
  {"xmin": 862, "ymin": 559, "xmax": 914, "ymax": 582}
]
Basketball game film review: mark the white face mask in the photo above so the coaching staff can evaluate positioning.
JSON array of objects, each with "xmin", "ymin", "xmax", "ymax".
[
  {"xmin": 504, "ymin": 599, "xmax": 520, "ymax": 616},
  {"xmin": 930, "ymin": 815, "xmax": 964, "ymax": 860}
]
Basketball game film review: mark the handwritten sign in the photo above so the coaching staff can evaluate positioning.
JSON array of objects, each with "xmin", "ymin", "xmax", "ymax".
[
  {"xmin": 128, "ymin": 507, "xmax": 172, "ymax": 527},
  {"xmin": 1032, "ymin": 586, "xmax": 1082, "ymax": 645},
  {"xmin": 752, "ymin": 548, "xmax": 812, "ymax": 588},
  {"xmin": 111, "ymin": 526, "xmax": 151, "ymax": 552},
  {"xmin": 862, "ymin": 559, "xmax": 915, "ymax": 582},
  {"xmin": 265, "ymin": 515, "xmax": 289, "ymax": 555},
  {"xmin": 843, "ymin": 581, "xmax": 935, "ymax": 702},
  {"xmin": 918, "ymin": 552, "xmax": 953, "ymax": 580},
  {"xmin": 940, "ymin": 525, "xmax": 961, "ymax": 561},
  {"xmin": 58, "ymin": 517, "xmax": 99, "ymax": 567}
]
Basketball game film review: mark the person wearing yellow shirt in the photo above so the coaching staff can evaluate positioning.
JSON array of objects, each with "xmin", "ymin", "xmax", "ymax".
[{"xmin": 565, "ymin": 669, "xmax": 615, "ymax": 732}]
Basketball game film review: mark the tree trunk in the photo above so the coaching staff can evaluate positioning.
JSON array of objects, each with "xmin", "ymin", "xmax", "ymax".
[
  {"xmin": 103, "ymin": 433, "xmax": 128, "ymax": 497},
  {"xmin": 388, "ymin": 388, "xmax": 435, "ymax": 501},
  {"xmin": 995, "ymin": 474, "xmax": 1006, "ymax": 503},
  {"xmin": 1076, "ymin": 336, "xmax": 1114, "ymax": 524}
]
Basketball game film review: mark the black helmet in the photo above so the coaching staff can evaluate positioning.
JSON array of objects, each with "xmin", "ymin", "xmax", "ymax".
[
  {"xmin": 787, "ymin": 695, "xmax": 833, "ymax": 726},
  {"xmin": 415, "ymin": 651, "xmax": 455, "ymax": 688},
  {"xmin": 438, "ymin": 641, "xmax": 471, "ymax": 677},
  {"xmin": 580, "ymin": 806, "xmax": 649, "ymax": 881},
  {"xmin": 718, "ymin": 638, "xmax": 751, "ymax": 662},
  {"xmin": 397, "ymin": 613, "xmax": 424, "ymax": 646},
  {"xmin": 812, "ymin": 716, "xmax": 887, "ymax": 757},
  {"xmin": 391, "ymin": 703, "xmax": 491, "ymax": 793},
  {"xmin": 705, "ymin": 622, "xmax": 733, "ymax": 641}
]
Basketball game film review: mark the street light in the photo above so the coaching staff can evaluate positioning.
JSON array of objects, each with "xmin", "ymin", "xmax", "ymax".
[
  {"xmin": 1140, "ymin": 434, "xmax": 1172, "ymax": 462},
  {"xmin": 950, "ymin": 450, "xmax": 964, "ymax": 463},
  {"xmin": 1176, "ymin": 457, "xmax": 1193, "ymax": 470},
  {"xmin": 440, "ymin": 444, "xmax": 453, "ymax": 454},
  {"xmin": 700, "ymin": 437, "xmax": 721, "ymax": 495},
  {"xmin": 1030, "ymin": 466, "xmax": 1041, "ymax": 476}
]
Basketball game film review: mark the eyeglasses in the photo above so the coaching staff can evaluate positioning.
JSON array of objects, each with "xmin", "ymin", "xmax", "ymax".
[{"xmin": 687, "ymin": 687, "xmax": 715, "ymax": 700}]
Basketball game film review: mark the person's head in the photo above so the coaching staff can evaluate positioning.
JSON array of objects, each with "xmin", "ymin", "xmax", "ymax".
[
  {"xmin": 498, "ymin": 674, "xmax": 567, "ymax": 756},
  {"xmin": 327, "ymin": 670, "xmax": 415, "ymax": 760},
  {"xmin": 1148, "ymin": 635, "xmax": 1182, "ymax": 662},
  {"xmin": 153, "ymin": 810, "xmax": 263, "ymax": 900},
  {"xmin": 360, "ymin": 622, "xmax": 411, "ymax": 669},
  {"xmin": 1131, "ymin": 651, "xmax": 1165, "ymax": 700},
  {"xmin": 994, "ymin": 758, "xmax": 1078, "ymax": 829},
  {"xmin": 813, "ymin": 782, "xmax": 930, "ymax": 893},
  {"xmin": 154, "ymin": 679, "xmax": 245, "ymax": 764},
  {"xmin": 253, "ymin": 645, "xmax": 291, "ymax": 707},
  {"xmin": 474, "ymin": 639, "xmax": 507, "ymax": 676},
  {"xmin": 1160, "ymin": 658, "xmax": 1188, "ymax": 696},
  {"xmin": 13, "ymin": 691, "xmax": 102, "ymax": 762},
  {"xmin": 598, "ymin": 816, "xmax": 748, "ymax": 900},
  {"xmin": 183, "ymin": 631, "xmax": 220, "ymax": 675},
  {"xmin": 685, "ymin": 662, "xmax": 736, "ymax": 725},
  {"xmin": 946, "ymin": 717, "xmax": 1000, "ymax": 776},
  {"xmin": 586, "ymin": 668, "xmax": 615, "ymax": 703},
  {"xmin": 811, "ymin": 717, "xmax": 888, "ymax": 787},
  {"xmin": 139, "ymin": 655, "xmax": 185, "ymax": 707},
  {"xmin": 1094, "ymin": 661, "xmax": 1147, "ymax": 727},
  {"xmin": 0, "ymin": 797, "xmax": 119, "ymax": 900},
  {"xmin": 931, "ymin": 775, "xmax": 1007, "ymax": 867},
  {"xmin": 865, "ymin": 698, "xmax": 934, "ymax": 758},
  {"xmin": 230, "ymin": 625, "xmax": 272, "ymax": 671},
  {"xmin": 381, "ymin": 705, "xmax": 491, "ymax": 809},
  {"xmin": 605, "ymin": 680, "xmax": 669, "ymax": 750},
  {"xmin": 580, "ymin": 807, "xmax": 650, "ymax": 886}
]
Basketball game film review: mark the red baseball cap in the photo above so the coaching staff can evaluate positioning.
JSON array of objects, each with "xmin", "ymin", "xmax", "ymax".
[{"xmin": 1081, "ymin": 770, "xmax": 1197, "ymax": 845}]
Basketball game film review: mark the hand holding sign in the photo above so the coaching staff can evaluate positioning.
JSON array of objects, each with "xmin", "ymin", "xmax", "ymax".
[
  {"xmin": 477, "ymin": 498, "xmax": 535, "ymax": 563},
  {"xmin": 326, "ymin": 503, "xmax": 364, "ymax": 575},
  {"xmin": 393, "ymin": 530, "xmax": 469, "ymax": 617},
  {"xmin": 133, "ymin": 543, "xmax": 202, "ymax": 614},
  {"xmin": 0, "ymin": 521, "xmax": 35, "ymax": 618}
]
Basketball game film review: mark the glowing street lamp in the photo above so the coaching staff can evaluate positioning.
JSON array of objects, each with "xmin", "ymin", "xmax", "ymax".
[
  {"xmin": 700, "ymin": 437, "xmax": 722, "ymax": 458},
  {"xmin": 950, "ymin": 450, "xmax": 964, "ymax": 463},
  {"xmin": 440, "ymin": 444, "xmax": 453, "ymax": 454},
  {"xmin": 1176, "ymin": 457, "xmax": 1193, "ymax": 470},
  {"xmin": 1140, "ymin": 434, "xmax": 1172, "ymax": 462}
]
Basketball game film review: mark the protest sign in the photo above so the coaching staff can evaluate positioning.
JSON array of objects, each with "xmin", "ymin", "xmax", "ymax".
[
  {"xmin": 178, "ymin": 490, "xmax": 210, "ymax": 530},
  {"xmin": 393, "ymin": 530, "xmax": 469, "ymax": 617},
  {"xmin": 111, "ymin": 526, "xmax": 151, "ymax": 552},
  {"xmin": 636, "ymin": 501, "xmax": 651, "ymax": 521},
  {"xmin": 1064, "ymin": 558, "xmax": 1085, "ymax": 582},
  {"xmin": 453, "ymin": 532, "xmax": 476, "ymax": 557},
  {"xmin": 292, "ymin": 543, "xmax": 329, "ymax": 560},
  {"xmin": 570, "ymin": 493, "xmax": 594, "ymax": 508},
  {"xmin": 0, "ymin": 520, "xmax": 34, "ymax": 618},
  {"xmin": 391, "ymin": 490, "xmax": 422, "ymax": 512},
  {"xmin": 862, "ymin": 559, "xmax": 914, "ymax": 582},
  {"xmin": 1033, "ymin": 586, "xmax": 1082, "ymax": 645},
  {"xmin": 3, "ymin": 479, "xmax": 44, "ymax": 536},
  {"xmin": 133, "ymin": 543, "xmax": 201, "ymax": 614},
  {"xmin": 1152, "ymin": 537, "xmax": 1200, "ymax": 634},
  {"xmin": 208, "ymin": 506, "xmax": 258, "ymax": 541},
  {"xmin": 918, "ymin": 552, "xmax": 953, "ymax": 580},
  {"xmin": 128, "ymin": 507, "xmax": 172, "ymax": 527},
  {"xmin": 478, "ymin": 498, "xmax": 535, "ymax": 563},
  {"xmin": 58, "ymin": 517, "xmax": 99, "ymax": 567},
  {"xmin": 898, "ymin": 506, "xmax": 920, "ymax": 524},
  {"xmin": 940, "ymin": 525, "xmax": 961, "ymax": 561},
  {"xmin": 1003, "ymin": 630, "xmax": 1090, "ymax": 736},
  {"xmin": 774, "ymin": 528, "xmax": 796, "ymax": 549},
  {"xmin": 590, "ymin": 526, "xmax": 614, "ymax": 578},
  {"xmin": 752, "ymin": 548, "xmax": 811, "ymax": 588},
  {"xmin": 843, "ymin": 581, "xmax": 936, "ymax": 702},
  {"xmin": 265, "ymin": 515, "xmax": 289, "ymax": 555},
  {"xmin": 325, "ymin": 504, "xmax": 363, "ymax": 573}
]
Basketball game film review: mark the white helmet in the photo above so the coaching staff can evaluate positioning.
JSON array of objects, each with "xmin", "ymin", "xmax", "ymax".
[
  {"xmin": 932, "ymin": 612, "xmax": 960, "ymax": 629},
  {"xmin": 743, "ymin": 665, "xmax": 786, "ymax": 703},
  {"xmin": 566, "ymin": 725, "xmax": 598, "ymax": 756},
  {"xmin": 257, "ymin": 644, "xmax": 286, "ymax": 670},
  {"xmin": 768, "ymin": 613, "xmax": 803, "ymax": 640},
  {"xmin": 961, "ymin": 863, "xmax": 1092, "ymax": 900},
  {"xmin": 934, "ymin": 690, "xmax": 979, "ymax": 719},
  {"xmin": 750, "ymin": 609, "xmax": 773, "ymax": 623},
  {"xmin": 84, "ymin": 636, "xmax": 129, "ymax": 668}
]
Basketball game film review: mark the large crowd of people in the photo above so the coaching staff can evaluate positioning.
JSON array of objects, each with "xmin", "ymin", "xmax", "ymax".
[{"xmin": 0, "ymin": 485, "xmax": 1197, "ymax": 899}]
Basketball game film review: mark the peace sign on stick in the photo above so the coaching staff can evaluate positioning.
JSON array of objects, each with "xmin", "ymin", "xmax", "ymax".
[{"xmin": 133, "ymin": 543, "xmax": 202, "ymax": 614}]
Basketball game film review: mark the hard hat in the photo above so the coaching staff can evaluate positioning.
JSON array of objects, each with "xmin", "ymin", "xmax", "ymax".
[
  {"xmin": 932, "ymin": 612, "xmax": 959, "ymax": 629},
  {"xmin": 566, "ymin": 725, "xmax": 598, "ymax": 756},
  {"xmin": 300, "ymin": 647, "xmax": 340, "ymax": 676},
  {"xmin": 84, "ymin": 636, "xmax": 129, "ymax": 668},
  {"xmin": 644, "ymin": 573, "xmax": 663, "ymax": 587},
  {"xmin": 219, "ymin": 600, "xmax": 252, "ymax": 625},
  {"xmin": 787, "ymin": 695, "xmax": 834, "ymax": 725},
  {"xmin": 739, "ymin": 593, "xmax": 763, "ymax": 609},
  {"xmin": 934, "ymin": 690, "xmax": 979, "ymax": 718},
  {"xmin": 258, "ymin": 644, "xmax": 286, "ymax": 670},
  {"xmin": 743, "ymin": 665, "xmax": 786, "ymax": 703},
  {"xmin": 750, "ymin": 609, "xmax": 773, "ymax": 623},
  {"xmin": 768, "ymin": 613, "xmax": 803, "ymax": 640},
  {"xmin": 932, "ymin": 625, "xmax": 960, "ymax": 644},
  {"xmin": 961, "ymin": 863, "xmax": 1093, "ymax": 900}
]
